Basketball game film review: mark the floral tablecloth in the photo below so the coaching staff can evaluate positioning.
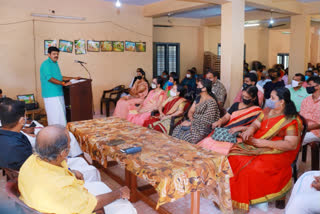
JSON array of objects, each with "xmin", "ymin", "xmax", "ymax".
[{"xmin": 67, "ymin": 117, "xmax": 233, "ymax": 213}]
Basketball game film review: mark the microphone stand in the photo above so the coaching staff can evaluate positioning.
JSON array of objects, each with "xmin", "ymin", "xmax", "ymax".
[
  {"xmin": 78, "ymin": 62, "xmax": 95, "ymax": 115},
  {"xmin": 79, "ymin": 62, "xmax": 92, "ymax": 80}
]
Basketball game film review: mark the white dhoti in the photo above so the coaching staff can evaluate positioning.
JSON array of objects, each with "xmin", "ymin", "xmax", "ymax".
[
  {"xmin": 67, "ymin": 157, "xmax": 101, "ymax": 182},
  {"xmin": 303, "ymin": 132, "xmax": 320, "ymax": 146},
  {"xmin": 285, "ymin": 171, "xmax": 320, "ymax": 214},
  {"xmin": 84, "ymin": 182, "xmax": 137, "ymax": 214},
  {"xmin": 22, "ymin": 120, "xmax": 83, "ymax": 158},
  {"xmin": 43, "ymin": 96, "xmax": 67, "ymax": 127}
]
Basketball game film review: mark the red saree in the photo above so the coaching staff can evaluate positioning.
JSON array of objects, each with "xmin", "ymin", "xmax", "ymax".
[{"xmin": 228, "ymin": 113, "xmax": 303, "ymax": 211}]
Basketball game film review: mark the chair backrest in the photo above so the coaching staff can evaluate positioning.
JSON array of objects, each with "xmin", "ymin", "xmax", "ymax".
[
  {"xmin": 5, "ymin": 180, "xmax": 43, "ymax": 214},
  {"xmin": 3, "ymin": 168, "xmax": 19, "ymax": 181},
  {"xmin": 113, "ymin": 85, "xmax": 125, "ymax": 91},
  {"xmin": 293, "ymin": 114, "xmax": 308, "ymax": 163}
]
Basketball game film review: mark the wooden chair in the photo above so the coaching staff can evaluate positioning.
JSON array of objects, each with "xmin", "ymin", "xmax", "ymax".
[
  {"xmin": 168, "ymin": 101, "xmax": 192, "ymax": 135},
  {"xmin": 6, "ymin": 180, "xmax": 43, "ymax": 214},
  {"xmin": 275, "ymin": 115, "xmax": 308, "ymax": 209},
  {"xmin": 100, "ymin": 85, "xmax": 125, "ymax": 117},
  {"xmin": 301, "ymin": 141, "xmax": 320, "ymax": 170},
  {"xmin": 3, "ymin": 168, "xmax": 19, "ymax": 181}
]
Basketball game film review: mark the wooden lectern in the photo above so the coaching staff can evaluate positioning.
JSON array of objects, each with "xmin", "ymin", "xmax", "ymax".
[{"xmin": 63, "ymin": 79, "xmax": 93, "ymax": 122}]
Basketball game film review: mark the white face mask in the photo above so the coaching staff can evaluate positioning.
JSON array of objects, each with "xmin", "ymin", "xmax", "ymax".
[
  {"xmin": 151, "ymin": 83, "xmax": 157, "ymax": 89},
  {"xmin": 291, "ymin": 80, "xmax": 300, "ymax": 88},
  {"xmin": 186, "ymin": 74, "xmax": 191, "ymax": 78},
  {"xmin": 170, "ymin": 90, "xmax": 177, "ymax": 97}
]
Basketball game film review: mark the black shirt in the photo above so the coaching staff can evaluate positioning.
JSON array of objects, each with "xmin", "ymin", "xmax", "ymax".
[
  {"xmin": 263, "ymin": 80, "xmax": 285, "ymax": 99},
  {"xmin": 228, "ymin": 102, "xmax": 240, "ymax": 115},
  {"xmin": 0, "ymin": 129, "xmax": 33, "ymax": 170}
]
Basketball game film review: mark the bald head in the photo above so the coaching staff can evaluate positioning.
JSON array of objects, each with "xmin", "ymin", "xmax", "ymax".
[{"xmin": 35, "ymin": 125, "xmax": 69, "ymax": 161}]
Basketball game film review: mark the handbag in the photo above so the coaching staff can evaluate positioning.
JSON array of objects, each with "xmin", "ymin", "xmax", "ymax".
[{"xmin": 211, "ymin": 127, "xmax": 239, "ymax": 143}]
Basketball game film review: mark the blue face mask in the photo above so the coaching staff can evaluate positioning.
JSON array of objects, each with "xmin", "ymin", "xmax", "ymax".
[
  {"xmin": 265, "ymin": 99, "xmax": 278, "ymax": 109},
  {"xmin": 305, "ymin": 75, "xmax": 309, "ymax": 81}
]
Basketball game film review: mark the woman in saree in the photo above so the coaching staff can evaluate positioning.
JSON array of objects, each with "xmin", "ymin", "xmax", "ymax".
[
  {"xmin": 127, "ymin": 77, "xmax": 166, "ymax": 126},
  {"xmin": 113, "ymin": 69, "xmax": 149, "ymax": 119},
  {"xmin": 229, "ymin": 87, "xmax": 303, "ymax": 212},
  {"xmin": 197, "ymin": 86, "xmax": 262, "ymax": 155},
  {"xmin": 143, "ymin": 84, "xmax": 187, "ymax": 134},
  {"xmin": 172, "ymin": 78, "xmax": 220, "ymax": 144}
]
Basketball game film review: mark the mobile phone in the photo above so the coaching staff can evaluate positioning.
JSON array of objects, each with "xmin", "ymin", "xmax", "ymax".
[
  {"xmin": 29, "ymin": 122, "xmax": 37, "ymax": 128},
  {"xmin": 120, "ymin": 146, "xmax": 142, "ymax": 154}
]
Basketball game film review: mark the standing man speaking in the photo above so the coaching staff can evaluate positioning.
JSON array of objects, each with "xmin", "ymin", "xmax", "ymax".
[{"xmin": 40, "ymin": 47, "xmax": 80, "ymax": 126}]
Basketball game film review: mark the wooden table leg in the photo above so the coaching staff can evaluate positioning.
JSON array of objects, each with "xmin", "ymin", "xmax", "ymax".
[
  {"xmin": 191, "ymin": 191, "xmax": 200, "ymax": 214},
  {"xmin": 125, "ymin": 168, "xmax": 131, "ymax": 188},
  {"xmin": 130, "ymin": 171, "xmax": 138, "ymax": 203}
]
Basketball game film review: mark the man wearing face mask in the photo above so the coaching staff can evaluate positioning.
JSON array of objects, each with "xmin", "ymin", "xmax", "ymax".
[
  {"xmin": 181, "ymin": 69, "xmax": 196, "ymax": 94},
  {"xmin": 305, "ymin": 70, "xmax": 313, "ymax": 82},
  {"xmin": 0, "ymin": 99, "xmax": 33, "ymax": 170},
  {"xmin": 287, "ymin": 73, "xmax": 309, "ymax": 112},
  {"xmin": 263, "ymin": 69, "xmax": 285, "ymax": 99},
  {"xmin": 300, "ymin": 76, "xmax": 320, "ymax": 146},
  {"xmin": 234, "ymin": 73, "xmax": 264, "ymax": 106}
]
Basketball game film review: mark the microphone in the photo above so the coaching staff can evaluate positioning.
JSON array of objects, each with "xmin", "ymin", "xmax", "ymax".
[
  {"xmin": 74, "ymin": 60, "xmax": 91, "ymax": 80},
  {"xmin": 74, "ymin": 60, "xmax": 87, "ymax": 64}
]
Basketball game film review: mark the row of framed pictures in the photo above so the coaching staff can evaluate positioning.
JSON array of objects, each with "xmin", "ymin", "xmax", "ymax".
[{"xmin": 44, "ymin": 40, "xmax": 146, "ymax": 55}]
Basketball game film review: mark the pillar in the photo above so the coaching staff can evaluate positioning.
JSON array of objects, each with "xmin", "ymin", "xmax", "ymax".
[
  {"xmin": 310, "ymin": 26, "xmax": 319, "ymax": 65},
  {"xmin": 289, "ymin": 15, "xmax": 311, "ymax": 81},
  {"xmin": 220, "ymin": 0, "xmax": 245, "ymax": 107}
]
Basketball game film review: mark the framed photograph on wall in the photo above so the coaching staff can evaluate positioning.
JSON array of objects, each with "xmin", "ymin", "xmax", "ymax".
[
  {"xmin": 74, "ymin": 40, "xmax": 86, "ymax": 55},
  {"xmin": 87, "ymin": 40, "xmax": 100, "ymax": 52},
  {"xmin": 100, "ymin": 41, "xmax": 113, "ymax": 52},
  {"xmin": 112, "ymin": 41, "xmax": 124, "ymax": 52},
  {"xmin": 59, "ymin": 40, "xmax": 73, "ymax": 53},
  {"xmin": 44, "ymin": 40, "xmax": 57, "ymax": 55},
  {"xmin": 125, "ymin": 41, "xmax": 136, "ymax": 52},
  {"xmin": 135, "ymin": 42, "xmax": 146, "ymax": 52}
]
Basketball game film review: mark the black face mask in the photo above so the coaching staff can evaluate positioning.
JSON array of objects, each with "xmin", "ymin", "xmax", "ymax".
[
  {"xmin": 136, "ymin": 76, "xmax": 142, "ymax": 80},
  {"xmin": 270, "ymin": 76, "xmax": 277, "ymax": 81},
  {"xmin": 242, "ymin": 97, "xmax": 252, "ymax": 105},
  {"xmin": 242, "ymin": 83, "xmax": 250, "ymax": 90},
  {"xmin": 196, "ymin": 87, "xmax": 203, "ymax": 95},
  {"xmin": 306, "ymin": 86, "xmax": 316, "ymax": 94}
]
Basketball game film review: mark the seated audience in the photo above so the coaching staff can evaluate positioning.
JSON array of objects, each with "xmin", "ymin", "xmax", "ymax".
[
  {"xmin": 18, "ymin": 125, "xmax": 136, "ymax": 214},
  {"xmin": 233, "ymin": 73, "xmax": 264, "ymax": 106},
  {"xmin": 287, "ymin": 73, "xmax": 309, "ymax": 112},
  {"xmin": 305, "ymin": 70, "xmax": 314, "ymax": 81},
  {"xmin": 206, "ymin": 71, "xmax": 227, "ymax": 107},
  {"xmin": 172, "ymin": 78, "xmax": 220, "ymax": 144},
  {"xmin": 121, "ymin": 68, "xmax": 145, "ymax": 97},
  {"xmin": 144, "ymin": 84, "xmax": 187, "ymax": 134},
  {"xmin": 285, "ymin": 171, "xmax": 320, "ymax": 214},
  {"xmin": 160, "ymin": 70, "xmax": 169, "ymax": 82},
  {"xmin": 198, "ymin": 86, "xmax": 262, "ymax": 155},
  {"xmin": 163, "ymin": 72, "xmax": 177, "ymax": 90},
  {"xmin": 229, "ymin": 88, "xmax": 302, "ymax": 212},
  {"xmin": 0, "ymin": 89, "xmax": 2, "ymax": 98},
  {"xmin": 127, "ymin": 76, "xmax": 166, "ymax": 126},
  {"xmin": 181, "ymin": 69, "xmax": 196, "ymax": 94},
  {"xmin": 0, "ymin": 99, "xmax": 32, "ymax": 170},
  {"xmin": 313, "ymin": 67, "xmax": 319, "ymax": 77},
  {"xmin": 257, "ymin": 69, "xmax": 271, "ymax": 88},
  {"xmin": 300, "ymin": 76, "xmax": 320, "ymax": 146},
  {"xmin": 113, "ymin": 69, "xmax": 149, "ymax": 119},
  {"xmin": 263, "ymin": 68, "xmax": 285, "ymax": 99},
  {"xmin": 0, "ymin": 98, "xmax": 100, "ymax": 182},
  {"xmin": 164, "ymin": 72, "xmax": 179, "ymax": 97},
  {"xmin": 282, "ymin": 68, "xmax": 289, "ymax": 85}
]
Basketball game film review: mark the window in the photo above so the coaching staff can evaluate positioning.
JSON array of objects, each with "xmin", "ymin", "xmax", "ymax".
[
  {"xmin": 153, "ymin": 43, "xmax": 180, "ymax": 77},
  {"xmin": 277, "ymin": 53, "xmax": 289, "ymax": 69},
  {"xmin": 218, "ymin": 43, "xmax": 246, "ymax": 60}
]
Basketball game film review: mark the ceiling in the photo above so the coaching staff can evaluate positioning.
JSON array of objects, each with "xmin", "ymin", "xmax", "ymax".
[
  {"xmin": 172, "ymin": 5, "xmax": 256, "ymax": 19},
  {"xmin": 103, "ymin": 0, "xmax": 161, "ymax": 5}
]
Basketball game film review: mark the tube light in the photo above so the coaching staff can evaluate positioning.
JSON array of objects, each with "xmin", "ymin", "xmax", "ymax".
[
  {"xmin": 31, "ymin": 13, "xmax": 86, "ymax": 21},
  {"xmin": 115, "ymin": 0, "xmax": 121, "ymax": 8},
  {"xmin": 244, "ymin": 23, "xmax": 260, "ymax": 27}
]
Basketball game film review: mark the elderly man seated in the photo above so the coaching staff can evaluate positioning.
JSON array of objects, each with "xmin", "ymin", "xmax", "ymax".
[
  {"xmin": 0, "ymin": 98, "xmax": 100, "ymax": 182},
  {"xmin": 19, "ymin": 125, "xmax": 137, "ymax": 214},
  {"xmin": 285, "ymin": 171, "xmax": 320, "ymax": 214}
]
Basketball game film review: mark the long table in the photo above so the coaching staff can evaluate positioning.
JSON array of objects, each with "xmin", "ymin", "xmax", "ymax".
[{"xmin": 67, "ymin": 117, "xmax": 233, "ymax": 214}]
